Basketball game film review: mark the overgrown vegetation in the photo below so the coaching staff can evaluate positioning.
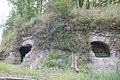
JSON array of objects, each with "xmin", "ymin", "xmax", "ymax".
[
  {"xmin": 1, "ymin": 0, "xmax": 120, "ymax": 55},
  {"xmin": 0, "ymin": 0, "xmax": 120, "ymax": 79},
  {"xmin": 40, "ymin": 23, "xmax": 81, "ymax": 52},
  {"xmin": 0, "ymin": 61, "xmax": 120, "ymax": 80},
  {"xmin": 95, "ymin": 53, "xmax": 110, "ymax": 57},
  {"xmin": 0, "ymin": 61, "xmax": 40, "ymax": 78},
  {"xmin": 43, "ymin": 50, "xmax": 70, "ymax": 68}
]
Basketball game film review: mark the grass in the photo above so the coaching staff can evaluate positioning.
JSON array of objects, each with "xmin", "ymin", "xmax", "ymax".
[
  {"xmin": 0, "ymin": 61, "xmax": 120, "ymax": 80},
  {"xmin": 72, "ymin": 4, "xmax": 120, "ymax": 19},
  {"xmin": 0, "ymin": 4, "xmax": 120, "ymax": 79},
  {"xmin": 95, "ymin": 53, "xmax": 110, "ymax": 57},
  {"xmin": 102, "ymin": 4, "xmax": 120, "ymax": 19},
  {"xmin": 1, "ymin": 4, "xmax": 120, "ymax": 55},
  {"xmin": 43, "ymin": 50, "xmax": 70, "ymax": 68},
  {"xmin": 49, "ymin": 71, "xmax": 120, "ymax": 80},
  {"xmin": 0, "ymin": 61, "xmax": 41, "ymax": 78}
]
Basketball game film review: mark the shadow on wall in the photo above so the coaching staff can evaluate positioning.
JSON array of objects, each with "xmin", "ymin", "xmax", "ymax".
[
  {"xmin": 91, "ymin": 41, "xmax": 110, "ymax": 57},
  {"xmin": 19, "ymin": 44, "xmax": 32, "ymax": 62}
]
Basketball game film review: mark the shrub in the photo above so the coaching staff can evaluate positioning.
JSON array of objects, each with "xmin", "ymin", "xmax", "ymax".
[
  {"xmin": 43, "ymin": 59, "xmax": 59, "ymax": 67},
  {"xmin": 43, "ymin": 50, "xmax": 70, "ymax": 68},
  {"xmin": 49, "ymin": 50, "xmax": 62, "ymax": 59}
]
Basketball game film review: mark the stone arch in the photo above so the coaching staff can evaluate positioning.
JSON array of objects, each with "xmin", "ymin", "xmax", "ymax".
[
  {"xmin": 19, "ymin": 44, "xmax": 32, "ymax": 62},
  {"xmin": 91, "ymin": 41, "xmax": 110, "ymax": 57}
]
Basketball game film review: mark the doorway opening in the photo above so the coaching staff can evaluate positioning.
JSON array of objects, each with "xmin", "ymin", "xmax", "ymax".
[
  {"xmin": 19, "ymin": 44, "xmax": 32, "ymax": 62},
  {"xmin": 91, "ymin": 41, "xmax": 110, "ymax": 57}
]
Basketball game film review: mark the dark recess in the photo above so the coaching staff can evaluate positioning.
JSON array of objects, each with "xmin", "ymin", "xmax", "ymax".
[
  {"xmin": 19, "ymin": 44, "xmax": 32, "ymax": 62},
  {"xmin": 91, "ymin": 41, "xmax": 110, "ymax": 57}
]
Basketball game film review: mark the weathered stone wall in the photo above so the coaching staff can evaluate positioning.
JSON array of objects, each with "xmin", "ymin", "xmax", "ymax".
[
  {"xmin": 89, "ymin": 32, "xmax": 117, "ymax": 57},
  {"xmin": 88, "ymin": 32, "xmax": 119, "ymax": 72},
  {"xmin": 6, "ymin": 30, "xmax": 119, "ymax": 72}
]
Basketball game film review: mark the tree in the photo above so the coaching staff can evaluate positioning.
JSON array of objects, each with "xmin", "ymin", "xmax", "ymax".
[
  {"xmin": 77, "ymin": 0, "xmax": 84, "ymax": 8},
  {"xmin": 8, "ymin": 0, "xmax": 44, "ymax": 20}
]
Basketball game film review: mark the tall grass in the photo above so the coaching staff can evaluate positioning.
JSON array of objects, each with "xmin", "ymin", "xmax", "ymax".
[
  {"xmin": 102, "ymin": 4, "xmax": 120, "ymax": 19},
  {"xmin": 0, "ymin": 61, "xmax": 41, "ymax": 78},
  {"xmin": 48, "ymin": 71, "xmax": 120, "ymax": 80},
  {"xmin": 0, "ymin": 61, "xmax": 119, "ymax": 80}
]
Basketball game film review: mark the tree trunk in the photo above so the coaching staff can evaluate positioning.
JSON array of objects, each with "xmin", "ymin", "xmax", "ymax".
[
  {"xmin": 71, "ymin": 53, "xmax": 79, "ymax": 72},
  {"xmin": 77, "ymin": 0, "xmax": 84, "ymax": 8},
  {"xmin": 86, "ymin": 0, "xmax": 90, "ymax": 9},
  {"xmin": 77, "ymin": 0, "xmax": 80, "ymax": 8}
]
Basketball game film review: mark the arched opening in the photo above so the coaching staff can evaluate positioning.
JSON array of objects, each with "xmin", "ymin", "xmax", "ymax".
[
  {"xmin": 91, "ymin": 41, "xmax": 110, "ymax": 57},
  {"xmin": 19, "ymin": 44, "xmax": 32, "ymax": 62}
]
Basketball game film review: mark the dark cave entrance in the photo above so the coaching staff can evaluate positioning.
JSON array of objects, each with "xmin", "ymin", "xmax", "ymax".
[
  {"xmin": 19, "ymin": 44, "xmax": 32, "ymax": 62},
  {"xmin": 91, "ymin": 41, "xmax": 110, "ymax": 57}
]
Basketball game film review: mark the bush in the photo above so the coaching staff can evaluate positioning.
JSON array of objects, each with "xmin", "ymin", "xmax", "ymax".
[
  {"xmin": 0, "ymin": 61, "xmax": 120, "ymax": 80},
  {"xmin": 0, "ymin": 61, "xmax": 40, "ymax": 78},
  {"xmin": 43, "ymin": 59, "xmax": 59, "ymax": 67},
  {"xmin": 49, "ymin": 50, "xmax": 62, "ymax": 59},
  {"xmin": 43, "ymin": 50, "xmax": 70, "ymax": 68},
  {"xmin": 102, "ymin": 4, "xmax": 120, "ymax": 19},
  {"xmin": 49, "ymin": 0, "xmax": 75, "ymax": 19}
]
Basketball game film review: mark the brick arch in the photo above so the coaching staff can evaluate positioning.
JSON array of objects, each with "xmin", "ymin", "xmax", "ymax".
[{"xmin": 91, "ymin": 41, "xmax": 110, "ymax": 57}]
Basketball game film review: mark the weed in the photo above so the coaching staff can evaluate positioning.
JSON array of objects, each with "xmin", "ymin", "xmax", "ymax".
[
  {"xmin": 95, "ymin": 53, "xmax": 110, "ymax": 57},
  {"xmin": 0, "ymin": 61, "xmax": 120, "ymax": 80}
]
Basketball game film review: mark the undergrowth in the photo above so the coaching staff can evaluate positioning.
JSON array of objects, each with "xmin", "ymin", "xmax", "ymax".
[
  {"xmin": 0, "ymin": 61, "xmax": 40, "ymax": 78},
  {"xmin": 0, "ymin": 2, "xmax": 119, "ymax": 80},
  {"xmin": 102, "ymin": 4, "xmax": 120, "ymax": 19},
  {"xmin": 95, "ymin": 53, "xmax": 110, "ymax": 57},
  {"xmin": 41, "ymin": 24, "xmax": 81, "ymax": 52},
  {"xmin": 0, "ymin": 61, "xmax": 119, "ymax": 80},
  {"xmin": 1, "ymin": 4, "xmax": 120, "ymax": 55},
  {"xmin": 43, "ymin": 50, "xmax": 70, "ymax": 68}
]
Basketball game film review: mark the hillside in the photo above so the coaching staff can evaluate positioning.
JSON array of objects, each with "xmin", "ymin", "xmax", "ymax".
[
  {"xmin": 0, "ymin": 0, "xmax": 120, "ymax": 79},
  {"xmin": 1, "ymin": 4, "xmax": 120, "ymax": 55}
]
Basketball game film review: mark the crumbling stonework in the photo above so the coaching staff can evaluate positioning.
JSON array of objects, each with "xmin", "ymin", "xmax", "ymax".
[
  {"xmin": 89, "ymin": 32, "xmax": 117, "ymax": 57},
  {"xmin": 88, "ymin": 32, "xmax": 119, "ymax": 72},
  {"xmin": 23, "ymin": 49, "xmax": 49, "ymax": 69},
  {"xmin": 6, "ymin": 31, "xmax": 119, "ymax": 72},
  {"xmin": 6, "ymin": 52, "xmax": 21, "ymax": 64}
]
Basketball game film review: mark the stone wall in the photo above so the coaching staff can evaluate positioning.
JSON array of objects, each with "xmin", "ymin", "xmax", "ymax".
[
  {"xmin": 6, "ymin": 31, "xmax": 120, "ymax": 72},
  {"xmin": 88, "ymin": 32, "xmax": 119, "ymax": 72},
  {"xmin": 89, "ymin": 32, "xmax": 117, "ymax": 57}
]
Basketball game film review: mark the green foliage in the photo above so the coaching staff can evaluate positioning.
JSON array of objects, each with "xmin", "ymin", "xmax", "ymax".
[
  {"xmin": 84, "ymin": 0, "xmax": 120, "ymax": 9},
  {"xmin": 43, "ymin": 50, "xmax": 63, "ymax": 67},
  {"xmin": 49, "ymin": 50, "xmax": 62, "ymax": 59},
  {"xmin": 43, "ymin": 50, "xmax": 69, "ymax": 68},
  {"xmin": 0, "ymin": 27, "xmax": 16, "ymax": 54},
  {"xmin": 0, "ymin": 61, "xmax": 14, "ymax": 72},
  {"xmin": 0, "ymin": 14, "xmax": 30, "ymax": 54},
  {"xmin": 53, "ymin": 24, "xmax": 80, "ymax": 52},
  {"xmin": 1, "ymin": 2, "xmax": 120, "ymax": 56},
  {"xmin": 8, "ymin": 0, "xmax": 44, "ymax": 20},
  {"xmin": 53, "ymin": 0, "xmax": 76, "ymax": 9},
  {"xmin": 49, "ymin": 0, "xmax": 120, "ymax": 10},
  {"xmin": 49, "ymin": 50, "xmax": 69, "ymax": 61},
  {"xmin": 0, "ymin": 61, "xmax": 120, "ymax": 79},
  {"xmin": 78, "ymin": 58, "xmax": 85, "ymax": 66},
  {"xmin": 102, "ymin": 4, "xmax": 120, "ymax": 19},
  {"xmin": 40, "ymin": 22, "xmax": 81, "ymax": 52},
  {"xmin": 43, "ymin": 59, "xmax": 59, "ymax": 67},
  {"xmin": 95, "ymin": 53, "xmax": 110, "ymax": 57},
  {"xmin": 49, "ymin": 71, "xmax": 120, "ymax": 80},
  {"xmin": 49, "ymin": 0, "xmax": 75, "ymax": 19},
  {"xmin": 0, "ymin": 61, "xmax": 40, "ymax": 78}
]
